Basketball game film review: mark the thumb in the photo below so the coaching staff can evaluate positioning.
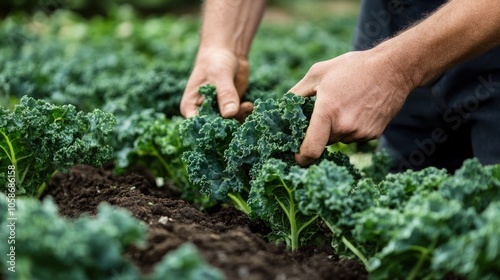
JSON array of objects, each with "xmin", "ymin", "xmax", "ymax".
[{"xmin": 214, "ymin": 73, "xmax": 240, "ymax": 118}]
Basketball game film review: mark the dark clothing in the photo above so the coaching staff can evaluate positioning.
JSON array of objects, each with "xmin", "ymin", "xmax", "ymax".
[{"xmin": 354, "ymin": 0, "xmax": 500, "ymax": 172}]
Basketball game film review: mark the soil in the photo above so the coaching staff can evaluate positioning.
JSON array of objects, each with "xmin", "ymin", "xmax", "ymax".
[{"xmin": 43, "ymin": 164, "xmax": 368, "ymax": 280}]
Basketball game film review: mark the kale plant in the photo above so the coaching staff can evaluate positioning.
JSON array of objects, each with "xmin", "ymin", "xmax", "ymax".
[
  {"xmin": 291, "ymin": 159, "xmax": 377, "ymax": 264},
  {"xmin": 180, "ymin": 85, "xmax": 245, "ymax": 211},
  {"xmin": 248, "ymin": 158, "xmax": 320, "ymax": 250},
  {"xmin": 181, "ymin": 85, "xmax": 359, "ymax": 249},
  {"xmin": 112, "ymin": 110, "xmax": 202, "ymax": 204},
  {"xmin": 0, "ymin": 194, "xmax": 146, "ymax": 280},
  {"xmin": 0, "ymin": 96, "xmax": 115, "ymax": 197}
]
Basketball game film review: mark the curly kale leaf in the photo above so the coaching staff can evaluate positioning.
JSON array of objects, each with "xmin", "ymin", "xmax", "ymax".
[
  {"xmin": 362, "ymin": 150, "xmax": 395, "ymax": 184},
  {"xmin": 356, "ymin": 160, "xmax": 497, "ymax": 280},
  {"xmin": 113, "ymin": 110, "xmax": 202, "ymax": 203},
  {"xmin": 0, "ymin": 96, "xmax": 115, "ymax": 197},
  {"xmin": 291, "ymin": 159, "xmax": 375, "ymax": 262},
  {"xmin": 150, "ymin": 243, "xmax": 225, "ymax": 280},
  {"xmin": 225, "ymin": 92, "xmax": 314, "ymax": 186},
  {"xmin": 439, "ymin": 158, "xmax": 500, "ymax": 212},
  {"xmin": 180, "ymin": 85, "xmax": 241, "ymax": 203},
  {"xmin": 248, "ymin": 158, "xmax": 320, "ymax": 250},
  {"xmin": 367, "ymin": 192, "xmax": 479, "ymax": 280},
  {"xmin": 377, "ymin": 166, "xmax": 449, "ymax": 209}
]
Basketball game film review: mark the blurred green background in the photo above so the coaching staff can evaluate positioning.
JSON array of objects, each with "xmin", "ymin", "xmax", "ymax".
[{"xmin": 0, "ymin": 0, "xmax": 361, "ymax": 19}]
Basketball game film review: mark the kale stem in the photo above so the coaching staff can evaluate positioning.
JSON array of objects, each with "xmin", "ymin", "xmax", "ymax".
[
  {"xmin": 324, "ymin": 220, "xmax": 369, "ymax": 268},
  {"xmin": 35, "ymin": 170, "xmax": 58, "ymax": 199},
  {"xmin": 298, "ymin": 214, "xmax": 319, "ymax": 235},
  {"xmin": 279, "ymin": 178, "xmax": 299, "ymax": 251},
  {"xmin": 1, "ymin": 130, "xmax": 22, "ymax": 189},
  {"xmin": 341, "ymin": 236, "xmax": 369, "ymax": 269},
  {"xmin": 407, "ymin": 239, "xmax": 437, "ymax": 280},
  {"xmin": 227, "ymin": 193, "xmax": 251, "ymax": 215}
]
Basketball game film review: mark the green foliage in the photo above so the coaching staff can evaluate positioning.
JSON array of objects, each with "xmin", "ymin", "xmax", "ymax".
[
  {"xmin": 433, "ymin": 202, "xmax": 500, "ymax": 279},
  {"xmin": 225, "ymin": 91, "xmax": 313, "ymax": 179},
  {"xmin": 439, "ymin": 159, "xmax": 500, "ymax": 212},
  {"xmin": 113, "ymin": 110, "xmax": 202, "ymax": 203},
  {"xmin": 4, "ymin": 10, "xmax": 500, "ymax": 280},
  {"xmin": 248, "ymin": 158, "xmax": 319, "ymax": 250},
  {"xmin": 289, "ymin": 157, "xmax": 500, "ymax": 279},
  {"xmin": 361, "ymin": 150, "xmax": 394, "ymax": 184},
  {"xmin": 180, "ymin": 85, "xmax": 241, "ymax": 203},
  {"xmin": 0, "ymin": 194, "xmax": 146, "ymax": 280},
  {"xmin": 150, "ymin": 243, "xmax": 225, "ymax": 280},
  {"xmin": 181, "ymin": 85, "xmax": 356, "ymax": 250},
  {"xmin": 354, "ymin": 159, "xmax": 500, "ymax": 280},
  {"xmin": 0, "ymin": 194, "xmax": 226, "ymax": 280},
  {"xmin": 367, "ymin": 192, "xmax": 477, "ymax": 280},
  {"xmin": 223, "ymin": 91, "xmax": 314, "ymax": 204},
  {"xmin": 376, "ymin": 166, "xmax": 449, "ymax": 209},
  {"xmin": 291, "ymin": 159, "xmax": 377, "ymax": 260},
  {"xmin": 0, "ymin": 96, "xmax": 115, "ymax": 197}
]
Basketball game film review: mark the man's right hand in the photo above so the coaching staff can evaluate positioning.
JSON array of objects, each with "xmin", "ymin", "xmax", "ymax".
[{"xmin": 180, "ymin": 48, "xmax": 253, "ymax": 120}]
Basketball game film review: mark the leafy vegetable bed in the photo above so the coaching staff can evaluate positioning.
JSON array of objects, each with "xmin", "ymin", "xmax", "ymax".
[
  {"xmin": 44, "ymin": 164, "xmax": 366, "ymax": 280},
  {"xmin": 1, "ymin": 9, "xmax": 499, "ymax": 280}
]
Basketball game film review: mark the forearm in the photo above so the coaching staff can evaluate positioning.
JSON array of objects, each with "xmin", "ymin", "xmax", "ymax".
[
  {"xmin": 200, "ymin": 0, "xmax": 267, "ymax": 58},
  {"xmin": 374, "ymin": 0, "xmax": 500, "ymax": 89}
]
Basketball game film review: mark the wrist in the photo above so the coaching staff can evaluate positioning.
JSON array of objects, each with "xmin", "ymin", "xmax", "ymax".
[
  {"xmin": 198, "ymin": 43, "xmax": 248, "ymax": 61},
  {"xmin": 199, "ymin": 0, "xmax": 265, "ymax": 59},
  {"xmin": 195, "ymin": 46, "xmax": 248, "ymax": 66},
  {"xmin": 368, "ymin": 41, "xmax": 420, "ymax": 96}
]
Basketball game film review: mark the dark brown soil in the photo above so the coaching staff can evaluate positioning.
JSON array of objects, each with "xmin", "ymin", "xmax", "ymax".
[{"xmin": 43, "ymin": 164, "xmax": 367, "ymax": 280}]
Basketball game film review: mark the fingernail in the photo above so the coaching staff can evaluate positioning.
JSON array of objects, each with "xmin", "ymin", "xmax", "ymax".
[{"xmin": 223, "ymin": 103, "xmax": 237, "ymax": 116}]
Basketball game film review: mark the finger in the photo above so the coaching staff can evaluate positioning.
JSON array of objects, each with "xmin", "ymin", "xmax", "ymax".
[
  {"xmin": 214, "ymin": 72, "xmax": 241, "ymax": 118},
  {"xmin": 295, "ymin": 108, "xmax": 333, "ymax": 166},
  {"xmin": 289, "ymin": 63, "xmax": 324, "ymax": 97},
  {"xmin": 289, "ymin": 76, "xmax": 318, "ymax": 97},
  {"xmin": 235, "ymin": 101, "xmax": 254, "ymax": 123},
  {"xmin": 181, "ymin": 100, "xmax": 202, "ymax": 118},
  {"xmin": 181, "ymin": 80, "xmax": 207, "ymax": 118}
]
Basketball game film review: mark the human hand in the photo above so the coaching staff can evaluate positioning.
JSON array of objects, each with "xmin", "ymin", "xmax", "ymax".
[
  {"xmin": 180, "ymin": 47, "xmax": 253, "ymax": 120},
  {"xmin": 290, "ymin": 50, "xmax": 415, "ymax": 166}
]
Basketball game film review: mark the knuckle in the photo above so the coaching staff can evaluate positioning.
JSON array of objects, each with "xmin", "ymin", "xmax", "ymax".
[
  {"xmin": 308, "ymin": 62, "xmax": 325, "ymax": 75},
  {"xmin": 335, "ymin": 122, "xmax": 352, "ymax": 136}
]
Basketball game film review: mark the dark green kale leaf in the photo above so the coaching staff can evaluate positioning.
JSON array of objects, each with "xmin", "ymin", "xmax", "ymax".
[
  {"xmin": 224, "ymin": 92, "xmax": 314, "ymax": 187},
  {"xmin": 179, "ymin": 85, "xmax": 241, "ymax": 204},
  {"xmin": 113, "ymin": 110, "xmax": 200, "ymax": 203},
  {"xmin": 377, "ymin": 166, "xmax": 449, "ymax": 209}
]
